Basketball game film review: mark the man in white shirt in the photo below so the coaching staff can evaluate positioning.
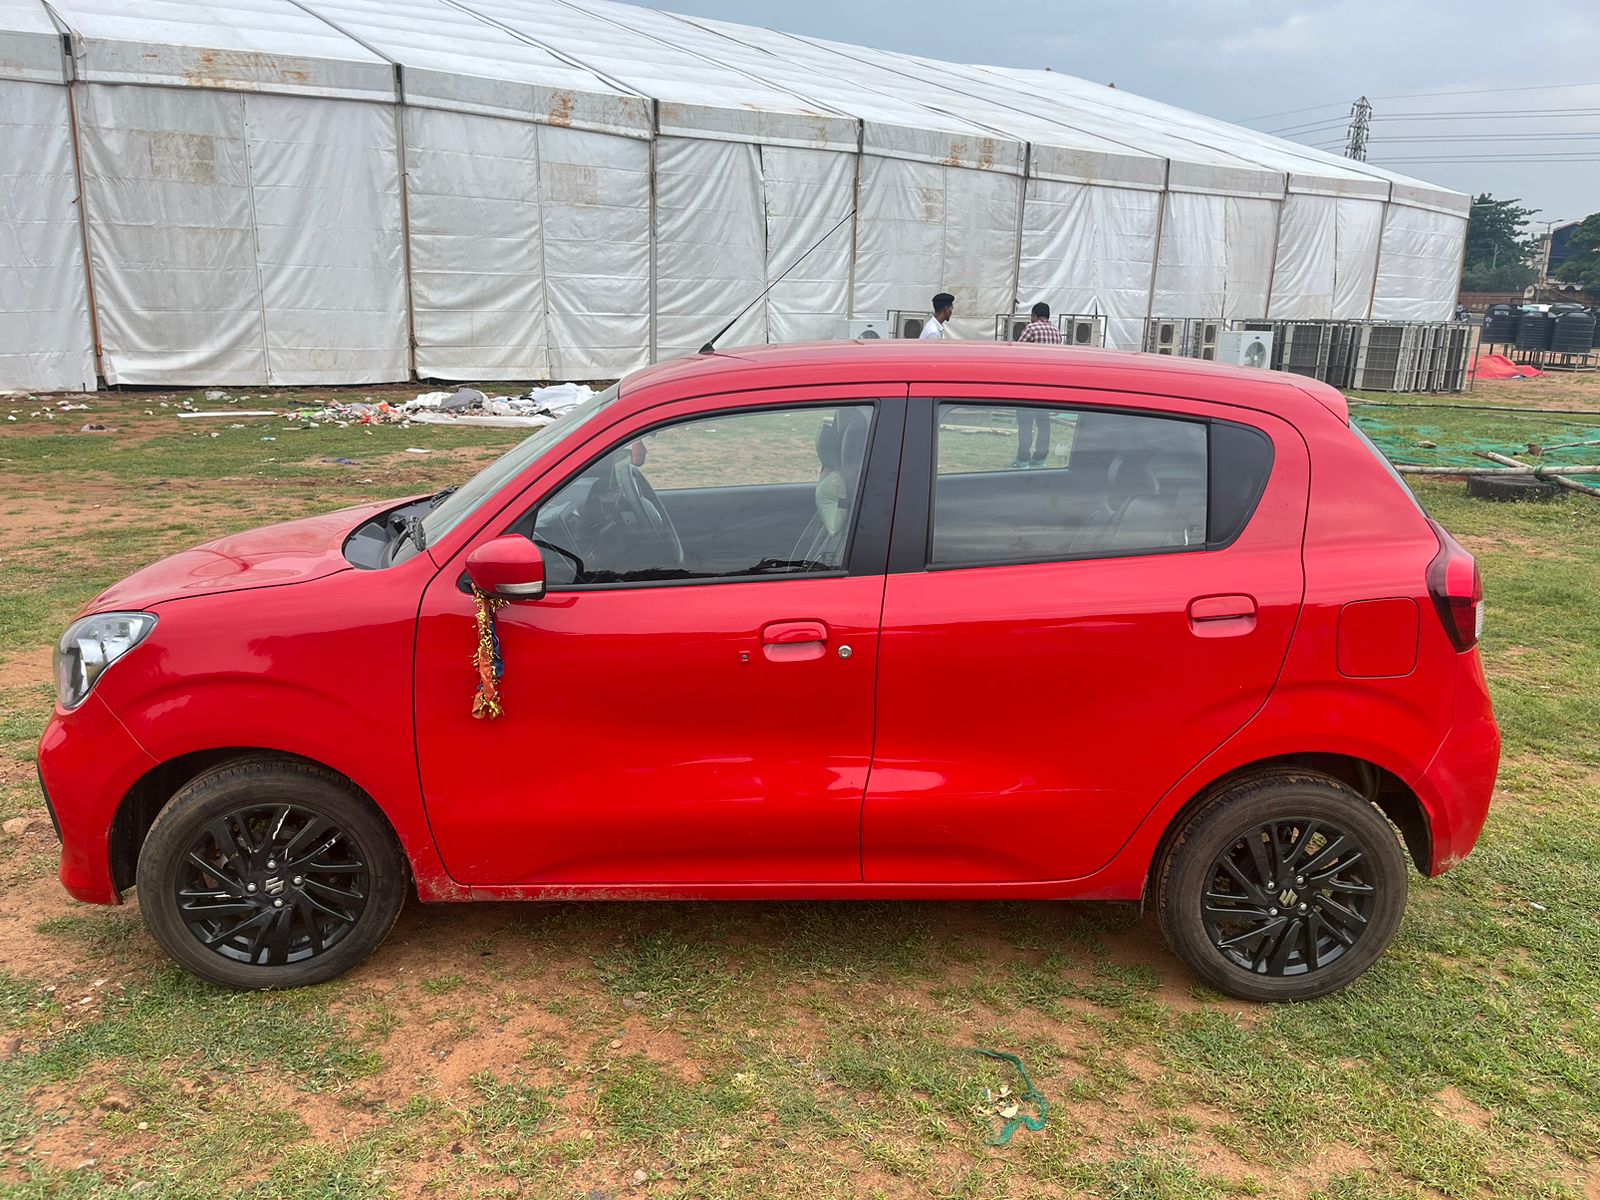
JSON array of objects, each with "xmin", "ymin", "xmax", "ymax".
[{"xmin": 919, "ymin": 293, "xmax": 955, "ymax": 339}]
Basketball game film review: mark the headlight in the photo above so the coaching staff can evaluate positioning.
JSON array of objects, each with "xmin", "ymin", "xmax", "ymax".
[{"xmin": 54, "ymin": 612, "xmax": 157, "ymax": 710}]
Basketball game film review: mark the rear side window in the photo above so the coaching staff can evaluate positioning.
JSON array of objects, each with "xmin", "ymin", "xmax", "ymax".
[
  {"xmin": 931, "ymin": 402, "xmax": 1273, "ymax": 567},
  {"xmin": 1352, "ymin": 424, "xmax": 1427, "ymax": 515}
]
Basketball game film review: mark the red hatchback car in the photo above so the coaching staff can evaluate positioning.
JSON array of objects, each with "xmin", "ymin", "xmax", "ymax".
[{"xmin": 38, "ymin": 343, "xmax": 1499, "ymax": 1000}]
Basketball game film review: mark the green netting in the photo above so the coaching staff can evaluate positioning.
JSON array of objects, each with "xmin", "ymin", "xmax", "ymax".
[{"xmin": 1352, "ymin": 406, "xmax": 1600, "ymax": 489}]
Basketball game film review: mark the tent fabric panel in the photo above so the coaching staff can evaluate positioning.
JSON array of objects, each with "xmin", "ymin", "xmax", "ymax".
[
  {"xmin": 942, "ymin": 165, "xmax": 1023, "ymax": 338},
  {"xmin": 243, "ymin": 93, "xmax": 408, "ymax": 384},
  {"xmin": 405, "ymin": 106, "xmax": 547, "ymax": 381},
  {"xmin": 1331, "ymin": 198, "xmax": 1384, "ymax": 320},
  {"xmin": 538, "ymin": 123, "xmax": 650, "ymax": 379},
  {"xmin": 761, "ymin": 146, "xmax": 854, "ymax": 343},
  {"xmin": 1371, "ymin": 204, "xmax": 1466, "ymax": 322},
  {"xmin": 1223, "ymin": 196, "xmax": 1277, "ymax": 319},
  {"xmin": 0, "ymin": 79, "xmax": 95, "ymax": 390},
  {"xmin": 48, "ymin": 0, "xmax": 394, "ymax": 100},
  {"xmin": 653, "ymin": 135, "xmax": 767, "ymax": 357},
  {"xmin": 75, "ymin": 83, "xmax": 267, "ymax": 385},
  {"xmin": 1152, "ymin": 192, "xmax": 1226, "ymax": 320},
  {"xmin": 1018, "ymin": 178, "xmax": 1160, "ymax": 350},
  {"xmin": 0, "ymin": 0, "xmax": 65, "ymax": 84},
  {"xmin": 1267, "ymin": 193, "xmax": 1335, "ymax": 320}
]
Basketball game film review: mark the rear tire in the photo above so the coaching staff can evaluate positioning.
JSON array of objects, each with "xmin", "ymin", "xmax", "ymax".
[
  {"xmin": 135, "ymin": 756, "xmax": 407, "ymax": 990},
  {"xmin": 1156, "ymin": 770, "xmax": 1408, "ymax": 1002}
]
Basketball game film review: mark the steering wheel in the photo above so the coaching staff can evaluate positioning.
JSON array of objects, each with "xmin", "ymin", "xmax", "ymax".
[{"xmin": 614, "ymin": 462, "xmax": 684, "ymax": 567}]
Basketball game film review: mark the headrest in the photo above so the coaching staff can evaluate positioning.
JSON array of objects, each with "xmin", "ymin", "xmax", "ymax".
[{"xmin": 816, "ymin": 420, "xmax": 842, "ymax": 471}]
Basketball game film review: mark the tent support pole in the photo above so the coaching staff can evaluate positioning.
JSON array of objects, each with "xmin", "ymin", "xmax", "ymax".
[
  {"xmin": 1144, "ymin": 162, "xmax": 1171, "ymax": 334},
  {"xmin": 848, "ymin": 120, "xmax": 862, "ymax": 328},
  {"xmin": 392, "ymin": 66, "xmax": 419, "ymax": 380},
  {"xmin": 1366, "ymin": 188, "xmax": 1392, "ymax": 321},
  {"xmin": 1008, "ymin": 143, "xmax": 1031, "ymax": 318},
  {"xmin": 62, "ymin": 72, "xmax": 105, "ymax": 387},
  {"xmin": 648, "ymin": 101, "xmax": 659, "ymax": 365},
  {"xmin": 1261, "ymin": 189, "xmax": 1288, "ymax": 320}
]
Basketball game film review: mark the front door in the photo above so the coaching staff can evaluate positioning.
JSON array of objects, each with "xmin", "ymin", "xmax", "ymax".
[
  {"xmin": 414, "ymin": 393, "xmax": 902, "ymax": 886},
  {"xmin": 864, "ymin": 391, "xmax": 1309, "ymax": 883}
]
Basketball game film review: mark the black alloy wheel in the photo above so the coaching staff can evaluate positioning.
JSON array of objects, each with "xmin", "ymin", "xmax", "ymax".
[
  {"xmin": 1157, "ymin": 770, "xmax": 1408, "ymax": 1001},
  {"xmin": 137, "ymin": 756, "xmax": 407, "ymax": 989},
  {"xmin": 176, "ymin": 803, "xmax": 370, "ymax": 967},
  {"xmin": 1200, "ymin": 817, "xmax": 1376, "ymax": 977}
]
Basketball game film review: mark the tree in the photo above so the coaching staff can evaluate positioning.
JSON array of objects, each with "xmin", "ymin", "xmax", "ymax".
[
  {"xmin": 1554, "ymin": 212, "xmax": 1600, "ymax": 291},
  {"xmin": 1461, "ymin": 194, "xmax": 1538, "ymax": 291}
]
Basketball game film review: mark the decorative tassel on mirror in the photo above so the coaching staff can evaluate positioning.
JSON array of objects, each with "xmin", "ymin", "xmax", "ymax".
[{"xmin": 470, "ymin": 588, "xmax": 508, "ymax": 720}]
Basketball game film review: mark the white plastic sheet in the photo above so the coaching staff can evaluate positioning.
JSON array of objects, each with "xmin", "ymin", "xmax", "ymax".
[
  {"xmin": 1372, "ymin": 205, "xmax": 1467, "ymax": 322},
  {"xmin": 538, "ymin": 125, "xmax": 650, "ymax": 379},
  {"xmin": 76, "ymin": 84, "xmax": 267, "ymax": 385},
  {"xmin": 0, "ymin": 80, "xmax": 96, "ymax": 392},
  {"xmin": 654, "ymin": 136, "xmax": 766, "ymax": 357},
  {"xmin": 245, "ymin": 94, "xmax": 407, "ymax": 384},
  {"xmin": 1018, "ymin": 179, "xmax": 1161, "ymax": 350},
  {"xmin": 405, "ymin": 107, "xmax": 547, "ymax": 380},
  {"xmin": 856, "ymin": 156, "xmax": 1021, "ymax": 341},
  {"xmin": 1269, "ymin": 194, "xmax": 1386, "ymax": 320},
  {"xmin": 762, "ymin": 147, "xmax": 855, "ymax": 344},
  {"xmin": 1153, "ymin": 193, "xmax": 1278, "ymax": 323}
]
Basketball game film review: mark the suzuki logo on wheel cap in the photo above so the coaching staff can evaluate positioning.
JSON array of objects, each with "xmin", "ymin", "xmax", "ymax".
[{"xmin": 264, "ymin": 876, "xmax": 285, "ymax": 896}]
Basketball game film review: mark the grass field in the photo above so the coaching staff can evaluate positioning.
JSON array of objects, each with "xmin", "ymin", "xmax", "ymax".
[{"xmin": 1, "ymin": 372, "xmax": 1598, "ymax": 1199}]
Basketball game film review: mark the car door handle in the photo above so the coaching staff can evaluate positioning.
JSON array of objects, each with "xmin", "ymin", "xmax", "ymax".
[
  {"xmin": 761, "ymin": 620, "xmax": 829, "ymax": 662},
  {"xmin": 1188, "ymin": 594, "xmax": 1257, "ymax": 637}
]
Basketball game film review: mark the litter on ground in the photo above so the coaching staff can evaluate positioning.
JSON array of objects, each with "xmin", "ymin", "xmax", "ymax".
[{"xmin": 285, "ymin": 384, "xmax": 593, "ymax": 430}]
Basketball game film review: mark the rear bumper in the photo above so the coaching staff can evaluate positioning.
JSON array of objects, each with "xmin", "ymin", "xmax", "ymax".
[
  {"xmin": 36, "ymin": 694, "xmax": 158, "ymax": 905},
  {"xmin": 1415, "ymin": 655, "xmax": 1500, "ymax": 875}
]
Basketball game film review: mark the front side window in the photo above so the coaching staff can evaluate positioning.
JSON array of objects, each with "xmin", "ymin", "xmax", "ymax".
[
  {"xmin": 521, "ymin": 404, "xmax": 876, "ymax": 586},
  {"xmin": 932, "ymin": 403, "xmax": 1211, "ymax": 566}
]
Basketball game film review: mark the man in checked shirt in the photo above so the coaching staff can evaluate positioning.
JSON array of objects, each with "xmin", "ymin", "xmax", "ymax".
[{"xmin": 1012, "ymin": 302, "xmax": 1061, "ymax": 467}]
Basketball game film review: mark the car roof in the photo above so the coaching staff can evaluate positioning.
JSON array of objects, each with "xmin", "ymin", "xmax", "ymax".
[{"xmin": 618, "ymin": 341, "xmax": 1349, "ymax": 425}]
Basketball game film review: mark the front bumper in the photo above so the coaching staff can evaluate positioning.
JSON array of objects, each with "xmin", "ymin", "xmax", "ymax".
[{"xmin": 36, "ymin": 693, "xmax": 159, "ymax": 904}]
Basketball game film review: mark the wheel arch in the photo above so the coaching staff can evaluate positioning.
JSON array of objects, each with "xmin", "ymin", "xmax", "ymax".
[
  {"xmin": 1146, "ymin": 753, "xmax": 1433, "ymax": 895},
  {"xmin": 109, "ymin": 749, "xmax": 416, "ymax": 895}
]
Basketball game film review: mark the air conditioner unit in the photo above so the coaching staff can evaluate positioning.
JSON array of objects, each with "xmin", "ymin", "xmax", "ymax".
[
  {"xmin": 1063, "ymin": 314, "xmax": 1107, "ymax": 347},
  {"xmin": 1144, "ymin": 318, "xmax": 1184, "ymax": 356},
  {"xmin": 996, "ymin": 314, "xmax": 1033, "ymax": 342},
  {"xmin": 1350, "ymin": 324, "xmax": 1416, "ymax": 392},
  {"xmin": 886, "ymin": 310, "xmax": 926, "ymax": 340},
  {"xmin": 848, "ymin": 316, "xmax": 891, "ymax": 341},
  {"xmin": 1277, "ymin": 322, "xmax": 1332, "ymax": 378},
  {"xmin": 1188, "ymin": 319, "xmax": 1222, "ymax": 360},
  {"xmin": 1216, "ymin": 329, "xmax": 1274, "ymax": 369}
]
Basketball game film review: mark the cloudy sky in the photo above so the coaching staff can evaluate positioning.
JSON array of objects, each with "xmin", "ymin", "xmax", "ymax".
[{"xmin": 639, "ymin": 0, "xmax": 1600, "ymax": 229}]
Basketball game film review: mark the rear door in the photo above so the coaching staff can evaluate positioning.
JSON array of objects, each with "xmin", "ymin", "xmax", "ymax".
[{"xmin": 863, "ymin": 388, "xmax": 1309, "ymax": 883}]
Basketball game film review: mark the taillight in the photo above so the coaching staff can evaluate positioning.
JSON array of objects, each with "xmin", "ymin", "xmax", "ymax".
[{"xmin": 1426, "ymin": 520, "xmax": 1483, "ymax": 651}]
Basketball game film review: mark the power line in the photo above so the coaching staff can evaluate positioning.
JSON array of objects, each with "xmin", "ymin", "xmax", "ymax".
[
  {"xmin": 1370, "ymin": 153, "xmax": 1600, "ymax": 163},
  {"xmin": 1362, "ymin": 132, "xmax": 1600, "ymax": 142},
  {"xmin": 1370, "ymin": 108, "xmax": 1600, "ymax": 120},
  {"xmin": 1263, "ymin": 117, "xmax": 1352, "ymax": 136},
  {"xmin": 1235, "ymin": 80, "xmax": 1600, "ymax": 124}
]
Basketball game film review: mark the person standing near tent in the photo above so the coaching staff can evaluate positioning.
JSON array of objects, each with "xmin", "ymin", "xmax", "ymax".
[
  {"xmin": 920, "ymin": 293, "xmax": 955, "ymax": 339},
  {"xmin": 1012, "ymin": 302, "xmax": 1060, "ymax": 467}
]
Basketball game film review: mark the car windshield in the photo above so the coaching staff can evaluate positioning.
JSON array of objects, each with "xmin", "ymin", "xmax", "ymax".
[{"xmin": 396, "ymin": 384, "xmax": 619, "ymax": 562}]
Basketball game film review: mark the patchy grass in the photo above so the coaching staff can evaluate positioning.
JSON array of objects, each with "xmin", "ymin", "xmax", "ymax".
[{"xmin": 1, "ymin": 379, "xmax": 1598, "ymax": 1198}]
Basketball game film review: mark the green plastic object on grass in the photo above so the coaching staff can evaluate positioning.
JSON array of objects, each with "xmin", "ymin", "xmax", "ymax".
[{"xmin": 970, "ymin": 1048, "xmax": 1049, "ymax": 1146}]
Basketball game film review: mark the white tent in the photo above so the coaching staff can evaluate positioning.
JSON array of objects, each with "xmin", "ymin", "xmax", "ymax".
[{"xmin": 0, "ymin": 0, "xmax": 1469, "ymax": 391}]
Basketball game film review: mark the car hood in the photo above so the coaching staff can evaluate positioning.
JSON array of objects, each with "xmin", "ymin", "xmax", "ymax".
[{"xmin": 82, "ymin": 499, "xmax": 409, "ymax": 614}]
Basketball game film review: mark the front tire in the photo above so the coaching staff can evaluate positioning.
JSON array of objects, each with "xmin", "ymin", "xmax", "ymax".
[
  {"xmin": 1156, "ymin": 770, "xmax": 1408, "ymax": 1002},
  {"xmin": 135, "ymin": 757, "xmax": 407, "ymax": 990}
]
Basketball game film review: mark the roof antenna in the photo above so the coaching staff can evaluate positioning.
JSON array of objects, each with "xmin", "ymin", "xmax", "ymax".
[{"xmin": 700, "ymin": 208, "xmax": 857, "ymax": 354}]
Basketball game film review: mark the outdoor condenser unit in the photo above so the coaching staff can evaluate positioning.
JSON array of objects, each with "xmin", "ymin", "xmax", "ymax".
[
  {"xmin": 1144, "ymin": 318, "xmax": 1184, "ymax": 355},
  {"xmin": 1350, "ymin": 324, "xmax": 1415, "ymax": 392},
  {"xmin": 1277, "ymin": 322, "xmax": 1333, "ymax": 378},
  {"xmin": 886, "ymin": 311, "xmax": 926, "ymax": 339},
  {"xmin": 1188, "ymin": 319, "xmax": 1222, "ymax": 360},
  {"xmin": 1216, "ymin": 330, "xmax": 1274, "ymax": 369},
  {"xmin": 1063, "ymin": 314, "xmax": 1107, "ymax": 347},
  {"xmin": 848, "ymin": 317, "xmax": 891, "ymax": 340},
  {"xmin": 994, "ymin": 313, "xmax": 1071, "ymax": 342}
]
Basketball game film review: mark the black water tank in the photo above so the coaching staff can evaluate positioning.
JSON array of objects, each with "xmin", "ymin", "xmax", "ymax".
[
  {"xmin": 1592, "ymin": 309, "xmax": 1600, "ymax": 349},
  {"xmin": 1482, "ymin": 304, "xmax": 1519, "ymax": 343},
  {"xmin": 1515, "ymin": 312, "xmax": 1555, "ymax": 350},
  {"xmin": 1550, "ymin": 302, "xmax": 1585, "ymax": 315},
  {"xmin": 1552, "ymin": 311, "xmax": 1596, "ymax": 353}
]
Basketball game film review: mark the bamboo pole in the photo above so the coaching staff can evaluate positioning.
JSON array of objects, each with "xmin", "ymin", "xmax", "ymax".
[
  {"xmin": 1477, "ymin": 451, "xmax": 1600, "ymax": 498},
  {"xmin": 1398, "ymin": 463, "xmax": 1600, "ymax": 477}
]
